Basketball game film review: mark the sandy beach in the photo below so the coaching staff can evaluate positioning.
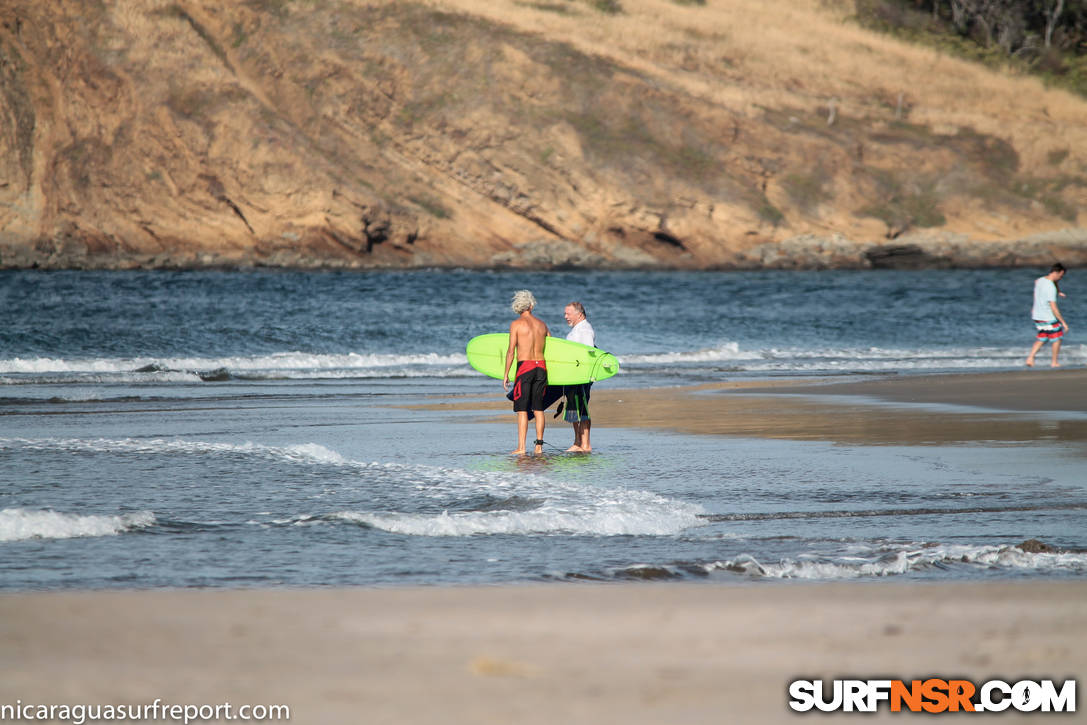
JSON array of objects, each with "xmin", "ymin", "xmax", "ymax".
[
  {"xmin": 1, "ymin": 581, "xmax": 1084, "ymax": 724},
  {"xmin": 3, "ymin": 369, "xmax": 1085, "ymax": 724}
]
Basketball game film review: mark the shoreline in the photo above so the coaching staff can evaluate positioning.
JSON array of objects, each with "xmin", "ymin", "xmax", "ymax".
[
  {"xmin": 426, "ymin": 368, "xmax": 1087, "ymax": 446},
  {"xmin": 5, "ymin": 232, "xmax": 1087, "ymax": 272},
  {"xmin": 2, "ymin": 581, "xmax": 1084, "ymax": 724}
]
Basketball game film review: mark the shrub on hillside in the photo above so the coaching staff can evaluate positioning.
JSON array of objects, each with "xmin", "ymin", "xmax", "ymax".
[{"xmin": 853, "ymin": 0, "xmax": 1087, "ymax": 97}]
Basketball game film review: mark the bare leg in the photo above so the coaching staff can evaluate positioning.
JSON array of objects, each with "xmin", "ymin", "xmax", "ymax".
[
  {"xmin": 511, "ymin": 411, "xmax": 528, "ymax": 455},
  {"xmin": 533, "ymin": 411, "xmax": 545, "ymax": 455},
  {"xmin": 1026, "ymin": 339, "xmax": 1045, "ymax": 367},
  {"xmin": 567, "ymin": 422, "xmax": 583, "ymax": 452},
  {"xmin": 1051, "ymin": 339, "xmax": 1062, "ymax": 367},
  {"xmin": 579, "ymin": 420, "xmax": 592, "ymax": 452},
  {"xmin": 567, "ymin": 421, "xmax": 592, "ymax": 452}
]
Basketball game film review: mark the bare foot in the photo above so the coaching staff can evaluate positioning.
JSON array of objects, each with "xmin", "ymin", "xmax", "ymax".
[
  {"xmin": 566, "ymin": 444, "xmax": 583, "ymax": 452},
  {"xmin": 510, "ymin": 448, "xmax": 526, "ymax": 455},
  {"xmin": 1026, "ymin": 358, "xmax": 1035, "ymax": 367},
  {"xmin": 1052, "ymin": 363, "xmax": 1062, "ymax": 368},
  {"xmin": 533, "ymin": 444, "xmax": 543, "ymax": 455}
]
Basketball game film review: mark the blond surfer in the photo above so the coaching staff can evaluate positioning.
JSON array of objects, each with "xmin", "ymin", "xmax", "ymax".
[{"xmin": 503, "ymin": 290, "xmax": 550, "ymax": 455}]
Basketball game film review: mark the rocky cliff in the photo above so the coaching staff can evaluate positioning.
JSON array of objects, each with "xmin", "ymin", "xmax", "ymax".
[{"xmin": 2, "ymin": 0, "xmax": 1086, "ymax": 270}]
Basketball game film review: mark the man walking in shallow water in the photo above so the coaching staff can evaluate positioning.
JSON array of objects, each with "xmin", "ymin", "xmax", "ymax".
[
  {"xmin": 1026, "ymin": 263, "xmax": 1069, "ymax": 368},
  {"xmin": 503, "ymin": 290, "xmax": 550, "ymax": 455}
]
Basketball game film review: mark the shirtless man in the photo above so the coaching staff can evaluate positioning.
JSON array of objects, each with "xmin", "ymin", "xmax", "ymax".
[{"xmin": 503, "ymin": 290, "xmax": 550, "ymax": 455}]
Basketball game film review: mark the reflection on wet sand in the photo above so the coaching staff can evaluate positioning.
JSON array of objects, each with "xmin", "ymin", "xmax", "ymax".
[{"xmin": 429, "ymin": 369, "xmax": 1087, "ymax": 448}]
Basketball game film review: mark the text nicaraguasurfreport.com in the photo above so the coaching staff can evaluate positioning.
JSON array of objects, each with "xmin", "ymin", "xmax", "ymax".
[{"xmin": 1, "ymin": 700, "xmax": 290, "ymax": 724}]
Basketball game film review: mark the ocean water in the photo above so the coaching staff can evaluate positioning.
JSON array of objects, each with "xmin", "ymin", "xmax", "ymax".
[{"xmin": 1, "ymin": 268, "xmax": 1085, "ymax": 589}]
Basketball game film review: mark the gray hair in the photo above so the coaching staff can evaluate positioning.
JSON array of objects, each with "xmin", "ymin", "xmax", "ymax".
[
  {"xmin": 511, "ymin": 289, "xmax": 537, "ymax": 314},
  {"xmin": 567, "ymin": 301, "xmax": 586, "ymax": 318}
]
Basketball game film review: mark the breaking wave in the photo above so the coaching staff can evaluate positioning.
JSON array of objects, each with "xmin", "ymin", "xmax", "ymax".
[
  {"xmin": 707, "ymin": 543, "xmax": 1087, "ymax": 579},
  {"xmin": 327, "ymin": 490, "xmax": 703, "ymax": 537},
  {"xmin": 0, "ymin": 351, "xmax": 472, "ymax": 385},
  {"xmin": 0, "ymin": 508, "xmax": 155, "ymax": 542}
]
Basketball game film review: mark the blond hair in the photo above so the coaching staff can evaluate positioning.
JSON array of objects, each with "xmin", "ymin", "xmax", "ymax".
[{"xmin": 511, "ymin": 289, "xmax": 537, "ymax": 314}]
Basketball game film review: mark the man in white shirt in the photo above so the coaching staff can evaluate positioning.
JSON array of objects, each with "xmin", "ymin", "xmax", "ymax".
[
  {"xmin": 563, "ymin": 301, "xmax": 596, "ymax": 452},
  {"xmin": 1026, "ymin": 263, "xmax": 1069, "ymax": 368}
]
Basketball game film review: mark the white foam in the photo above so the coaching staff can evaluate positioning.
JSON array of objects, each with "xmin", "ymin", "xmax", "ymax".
[
  {"xmin": 5, "ymin": 342, "xmax": 1084, "ymax": 382},
  {"xmin": 0, "ymin": 372, "xmax": 203, "ymax": 386},
  {"xmin": 333, "ymin": 507, "xmax": 699, "ymax": 537},
  {"xmin": 278, "ymin": 442, "xmax": 349, "ymax": 465},
  {"xmin": 0, "ymin": 351, "xmax": 467, "ymax": 376},
  {"xmin": 622, "ymin": 343, "xmax": 758, "ymax": 364},
  {"xmin": 708, "ymin": 543, "xmax": 1087, "ymax": 579},
  {"xmin": 0, "ymin": 508, "xmax": 154, "ymax": 542},
  {"xmin": 741, "ymin": 344, "xmax": 1086, "ymax": 372},
  {"xmin": 0, "ymin": 437, "xmax": 354, "ymax": 468},
  {"xmin": 618, "ymin": 343, "xmax": 1087, "ymax": 373},
  {"xmin": 0, "ymin": 438, "xmax": 524, "ymax": 489},
  {"xmin": 331, "ymin": 486, "xmax": 704, "ymax": 538}
]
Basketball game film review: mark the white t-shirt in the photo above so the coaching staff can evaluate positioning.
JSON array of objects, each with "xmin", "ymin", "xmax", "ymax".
[
  {"xmin": 566, "ymin": 319, "xmax": 595, "ymax": 347},
  {"xmin": 1032, "ymin": 277, "xmax": 1058, "ymax": 321}
]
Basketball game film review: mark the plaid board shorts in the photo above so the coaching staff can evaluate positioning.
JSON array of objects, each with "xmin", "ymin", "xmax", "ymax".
[{"xmin": 1034, "ymin": 319, "xmax": 1064, "ymax": 340}]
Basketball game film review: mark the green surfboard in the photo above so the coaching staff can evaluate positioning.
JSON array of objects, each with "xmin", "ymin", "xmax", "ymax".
[{"xmin": 466, "ymin": 333, "xmax": 619, "ymax": 385}]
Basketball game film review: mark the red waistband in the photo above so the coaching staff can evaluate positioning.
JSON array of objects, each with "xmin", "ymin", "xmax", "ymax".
[{"xmin": 516, "ymin": 360, "xmax": 546, "ymax": 376}]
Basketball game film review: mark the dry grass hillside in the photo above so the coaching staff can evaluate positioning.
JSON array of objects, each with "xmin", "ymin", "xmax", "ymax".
[{"xmin": 1, "ymin": 0, "xmax": 1086, "ymax": 269}]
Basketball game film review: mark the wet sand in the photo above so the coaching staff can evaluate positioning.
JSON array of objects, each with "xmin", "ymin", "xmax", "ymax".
[
  {"xmin": 3, "ymin": 369, "xmax": 1085, "ymax": 723},
  {"xmin": 432, "ymin": 368, "xmax": 1087, "ymax": 447},
  {"xmin": 590, "ymin": 369, "xmax": 1087, "ymax": 446},
  {"xmin": 765, "ymin": 367, "xmax": 1087, "ymax": 412}
]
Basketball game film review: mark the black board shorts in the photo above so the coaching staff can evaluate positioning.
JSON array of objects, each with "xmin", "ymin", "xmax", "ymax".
[
  {"xmin": 512, "ymin": 367, "xmax": 548, "ymax": 412},
  {"xmin": 563, "ymin": 383, "xmax": 591, "ymax": 422}
]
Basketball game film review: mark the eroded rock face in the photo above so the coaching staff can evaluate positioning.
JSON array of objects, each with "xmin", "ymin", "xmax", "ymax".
[{"xmin": 1, "ymin": 1, "xmax": 1085, "ymax": 270}]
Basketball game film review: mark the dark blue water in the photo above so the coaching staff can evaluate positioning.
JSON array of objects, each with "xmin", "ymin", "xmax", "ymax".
[
  {"xmin": 4, "ymin": 268, "xmax": 1084, "ymax": 378},
  {"xmin": 1, "ymin": 269, "xmax": 1085, "ymax": 589}
]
